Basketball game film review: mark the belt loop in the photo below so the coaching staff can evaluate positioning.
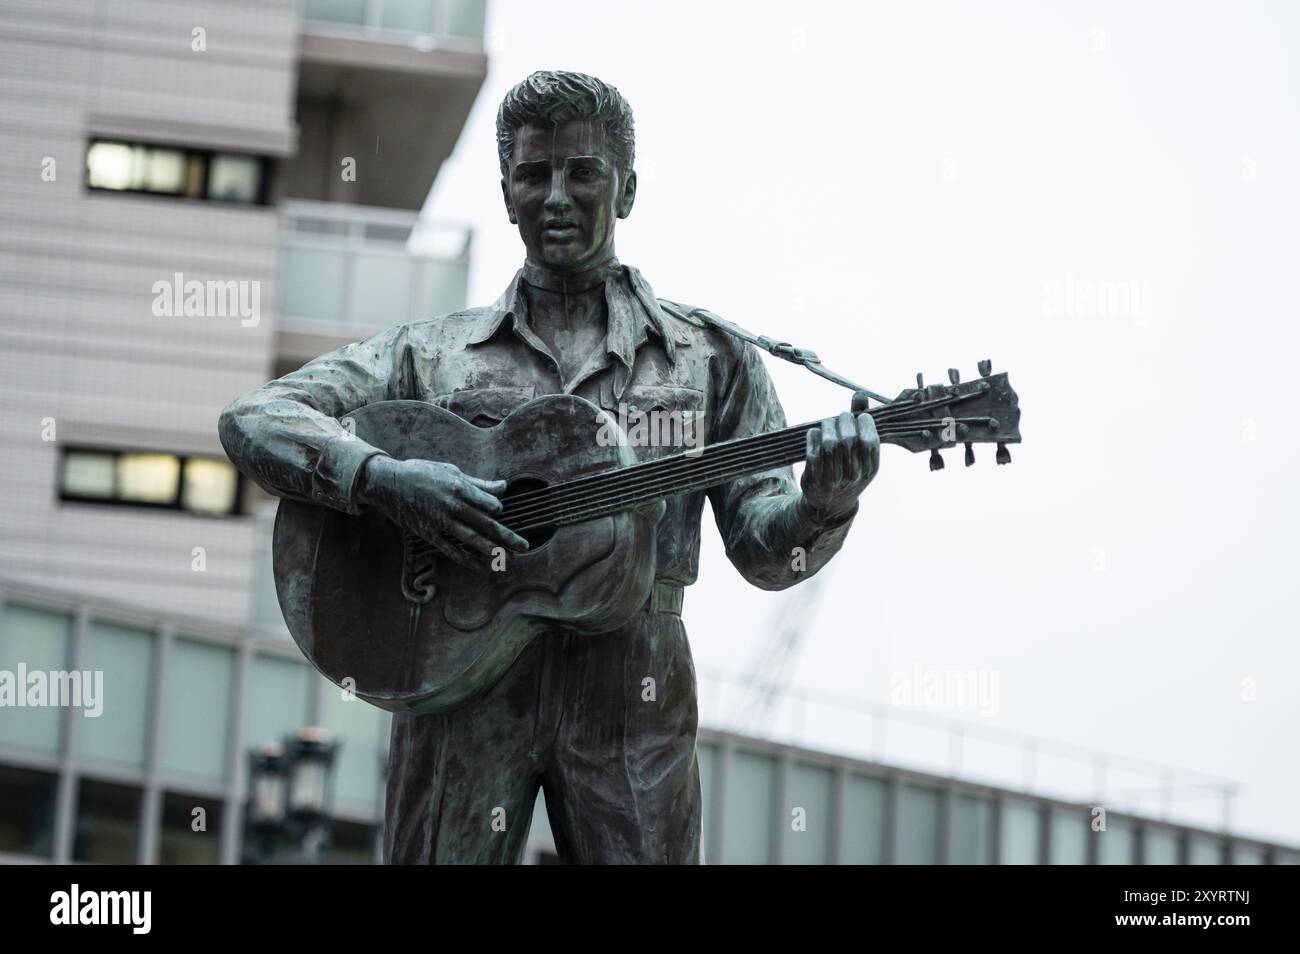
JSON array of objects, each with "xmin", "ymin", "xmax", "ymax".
[{"xmin": 650, "ymin": 581, "xmax": 684, "ymax": 616}]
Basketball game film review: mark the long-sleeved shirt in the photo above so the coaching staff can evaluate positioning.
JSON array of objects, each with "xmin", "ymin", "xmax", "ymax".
[{"xmin": 219, "ymin": 258, "xmax": 856, "ymax": 590}]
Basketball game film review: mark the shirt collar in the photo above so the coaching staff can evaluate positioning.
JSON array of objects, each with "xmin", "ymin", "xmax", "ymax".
[{"xmin": 466, "ymin": 260, "xmax": 680, "ymax": 393}]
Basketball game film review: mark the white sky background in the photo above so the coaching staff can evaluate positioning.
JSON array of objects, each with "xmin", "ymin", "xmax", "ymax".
[{"xmin": 422, "ymin": 0, "xmax": 1300, "ymax": 844}]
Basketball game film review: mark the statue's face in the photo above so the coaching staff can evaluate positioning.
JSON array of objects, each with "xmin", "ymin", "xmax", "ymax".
[{"xmin": 502, "ymin": 119, "xmax": 635, "ymax": 272}]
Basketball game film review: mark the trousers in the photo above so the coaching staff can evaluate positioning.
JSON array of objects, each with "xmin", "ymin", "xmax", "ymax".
[{"xmin": 381, "ymin": 584, "xmax": 702, "ymax": 864}]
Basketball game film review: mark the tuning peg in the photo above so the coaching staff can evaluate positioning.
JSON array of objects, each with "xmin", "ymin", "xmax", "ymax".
[
  {"xmin": 916, "ymin": 372, "xmax": 924, "ymax": 389},
  {"xmin": 964, "ymin": 442, "xmax": 975, "ymax": 467},
  {"xmin": 929, "ymin": 449, "xmax": 945, "ymax": 471},
  {"xmin": 948, "ymin": 368, "xmax": 960, "ymax": 385},
  {"xmin": 996, "ymin": 442, "xmax": 1011, "ymax": 465},
  {"xmin": 978, "ymin": 359, "xmax": 992, "ymax": 377}
]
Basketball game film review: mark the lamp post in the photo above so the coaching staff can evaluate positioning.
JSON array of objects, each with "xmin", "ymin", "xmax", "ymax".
[{"xmin": 245, "ymin": 727, "xmax": 339, "ymax": 863}]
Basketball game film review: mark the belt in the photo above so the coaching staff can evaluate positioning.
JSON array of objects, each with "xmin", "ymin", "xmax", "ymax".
[{"xmin": 649, "ymin": 581, "xmax": 684, "ymax": 615}]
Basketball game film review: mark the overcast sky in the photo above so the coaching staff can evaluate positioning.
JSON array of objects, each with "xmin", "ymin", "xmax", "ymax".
[{"xmin": 423, "ymin": 0, "xmax": 1300, "ymax": 844}]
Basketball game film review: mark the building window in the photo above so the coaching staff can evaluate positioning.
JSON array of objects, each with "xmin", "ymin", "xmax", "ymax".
[
  {"xmin": 0, "ymin": 604, "xmax": 71, "ymax": 755},
  {"xmin": 1097, "ymin": 818, "xmax": 1137, "ymax": 864},
  {"xmin": 0, "ymin": 766, "xmax": 58, "ymax": 860},
  {"xmin": 896, "ymin": 783, "xmax": 941, "ymax": 864},
  {"xmin": 85, "ymin": 139, "xmax": 269, "ymax": 205},
  {"xmin": 73, "ymin": 778, "xmax": 142, "ymax": 863},
  {"xmin": 1000, "ymin": 798, "xmax": 1043, "ymax": 864},
  {"xmin": 783, "ymin": 763, "xmax": 834, "ymax": 864},
  {"xmin": 722, "ymin": 751, "xmax": 776, "ymax": 864},
  {"xmin": 159, "ymin": 792, "xmax": 223, "ymax": 864},
  {"xmin": 160, "ymin": 640, "xmax": 235, "ymax": 784},
  {"xmin": 59, "ymin": 447, "xmax": 243, "ymax": 516},
  {"xmin": 76, "ymin": 621, "xmax": 154, "ymax": 771},
  {"xmin": 1144, "ymin": 826, "xmax": 1182, "ymax": 864},
  {"xmin": 329, "ymin": 820, "xmax": 378, "ymax": 865},
  {"xmin": 1049, "ymin": 807, "xmax": 1089, "ymax": 864},
  {"xmin": 951, "ymin": 794, "xmax": 995, "ymax": 864},
  {"xmin": 840, "ymin": 774, "xmax": 886, "ymax": 864}
]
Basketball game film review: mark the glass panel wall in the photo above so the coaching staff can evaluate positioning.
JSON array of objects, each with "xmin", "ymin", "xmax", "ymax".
[
  {"xmin": 897, "ymin": 783, "xmax": 941, "ymax": 864},
  {"xmin": 0, "ymin": 765, "xmax": 57, "ymax": 858},
  {"xmin": 1189, "ymin": 834, "xmax": 1224, "ymax": 864},
  {"xmin": 1144, "ymin": 827, "xmax": 1181, "ymax": 864},
  {"xmin": 1097, "ymin": 818, "xmax": 1136, "ymax": 864},
  {"xmin": 76, "ymin": 622, "xmax": 153, "ymax": 769},
  {"xmin": 952, "ymin": 794, "xmax": 995, "ymax": 864},
  {"xmin": 1050, "ymin": 808, "xmax": 1089, "ymax": 864},
  {"xmin": 319, "ymin": 677, "xmax": 390, "ymax": 816},
  {"xmin": 161, "ymin": 639, "xmax": 234, "ymax": 783},
  {"xmin": 244, "ymin": 654, "xmax": 311, "ymax": 752},
  {"xmin": 158, "ymin": 792, "xmax": 223, "ymax": 864},
  {"xmin": 1001, "ymin": 798, "xmax": 1042, "ymax": 864},
  {"xmin": 840, "ymin": 774, "xmax": 886, "ymax": 864},
  {"xmin": 783, "ymin": 762, "xmax": 833, "ymax": 864},
  {"xmin": 0, "ymin": 604, "xmax": 71, "ymax": 754},
  {"xmin": 723, "ymin": 751, "xmax": 775, "ymax": 864},
  {"xmin": 73, "ymin": 778, "xmax": 141, "ymax": 863}
]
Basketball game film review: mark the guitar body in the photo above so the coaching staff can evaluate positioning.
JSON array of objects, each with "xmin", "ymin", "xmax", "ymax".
[{"xmin": 272, "ymin": 395, "xmax": 658, "ymax": 715}]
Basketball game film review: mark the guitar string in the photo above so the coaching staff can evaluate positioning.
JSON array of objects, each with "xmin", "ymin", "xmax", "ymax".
[
  {"xmin": 498, "ymin": 420, "xmax": 982, "ymax": 529},
  {"xmin": 504, "ymin": 425, "xmax": 958, "ymax": 533},
  {"xmin": 495, "ymin": 413, "xmax": 978, "ymax": 524},
  {"xmin": 498, "ymin": 418, "xmax": 992, "ymax": 529},
  {"xmin": 509, "ymin": 439, "xmax": 811, "ymax": 533},
  {"xmin": 508, "ymin": 429, "xmax": 943, "ymax": 533},
  {"xmin": 495, "ymin": 387, "xmax": 990, "ymax": 515}
]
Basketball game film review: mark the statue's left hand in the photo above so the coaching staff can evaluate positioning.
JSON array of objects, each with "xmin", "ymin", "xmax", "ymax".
[{"xmin": 799, "ymin": 411, "xmax": 880, "ymax": 524}]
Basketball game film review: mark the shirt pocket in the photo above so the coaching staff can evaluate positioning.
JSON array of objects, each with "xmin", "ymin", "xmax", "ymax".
[
  {"xmin": 431, "ymin": 385, "xmax": 536, "ymax": 427},
  {"xmin": 604, "ymin": 383, "xmax": 707, "ymax": 458}
]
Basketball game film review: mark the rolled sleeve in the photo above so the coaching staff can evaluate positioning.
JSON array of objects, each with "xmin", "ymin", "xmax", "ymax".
[
  {"xmin": 218, "ymin": 324, "xmax": 406, "ymax": 515},
  {"xmin": 706, "ymin": 337, "xmax": 855, "ymax": 590}
]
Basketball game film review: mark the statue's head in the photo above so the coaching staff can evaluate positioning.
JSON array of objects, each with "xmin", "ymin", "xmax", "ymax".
[{"xmin": 496, "ymin": 71, "xmax": 636, "ymax": 273}]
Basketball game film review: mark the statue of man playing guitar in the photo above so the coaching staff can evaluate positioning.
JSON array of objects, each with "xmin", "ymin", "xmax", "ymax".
[{"xmin": 220, "ymin": 71, "xmax": 879, "ymax": 864}]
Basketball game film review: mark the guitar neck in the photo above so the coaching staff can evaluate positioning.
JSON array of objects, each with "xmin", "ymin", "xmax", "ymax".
[
  {"xmin": 489, "ymin": 366, "xmax": 1023, "ymax": 536},
  {"xmin": 495, "ymin": 378, "xmax": 1019, "ymax": 534},
  {"xmin": 497, "ymin": 423, "xmax": 814, "ymax": 534}
]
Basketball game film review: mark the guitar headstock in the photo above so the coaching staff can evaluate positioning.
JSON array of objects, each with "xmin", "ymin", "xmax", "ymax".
[{"xmin": 856, "ymin": 359, "xmax": 1021, "ymax": 470}]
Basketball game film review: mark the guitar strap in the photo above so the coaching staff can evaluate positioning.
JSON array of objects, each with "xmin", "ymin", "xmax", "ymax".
[{"xmin": 658, "ymin": 301, "xmax": 889, "ymax": 407}]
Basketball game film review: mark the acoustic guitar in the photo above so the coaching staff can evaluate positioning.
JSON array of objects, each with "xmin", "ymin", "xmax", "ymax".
[{"xmin": 273, "ymin": 361, "xmax": 1020, "ymax": 714}]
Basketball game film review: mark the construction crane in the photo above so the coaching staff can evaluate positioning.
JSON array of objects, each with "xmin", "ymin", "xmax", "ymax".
[{"xmin": 732, "ymin": 567, "xmax": 832, "ymax": 733}]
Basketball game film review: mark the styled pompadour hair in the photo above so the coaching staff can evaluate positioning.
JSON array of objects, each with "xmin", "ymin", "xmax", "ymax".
[{"xmin": 496, "ymin": 70, "xmax": 635, "ymax": 176}]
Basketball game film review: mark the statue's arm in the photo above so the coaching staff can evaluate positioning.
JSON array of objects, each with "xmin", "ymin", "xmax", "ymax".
[
  {"xmin": 706, "ymin": 339, "xmax": 858, "ymax": 591},
  {"xmin": 218, "ymin": 325, "xmax": 406, "ymax": 515}
]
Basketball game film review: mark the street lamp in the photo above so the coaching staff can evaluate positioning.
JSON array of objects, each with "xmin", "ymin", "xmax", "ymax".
[{"xmin": 245, "ymin": 727, "xmax": 339, "ymax": 863}]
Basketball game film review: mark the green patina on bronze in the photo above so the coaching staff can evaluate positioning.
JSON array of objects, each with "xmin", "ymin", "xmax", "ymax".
[{"xmin": 220, "ymin": 71, "xmax": 884, "ymax": 864}]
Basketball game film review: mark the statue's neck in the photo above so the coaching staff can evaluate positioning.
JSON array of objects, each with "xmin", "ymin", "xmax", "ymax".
[{"xmin": 523, "ymin": 256, "xmax": 621, "ymax": 295}]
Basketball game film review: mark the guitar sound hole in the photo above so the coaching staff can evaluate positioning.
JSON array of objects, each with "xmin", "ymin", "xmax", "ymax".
[{"xmin": 502, "ymin": 476, "xmax": 555, "ymax": 549}]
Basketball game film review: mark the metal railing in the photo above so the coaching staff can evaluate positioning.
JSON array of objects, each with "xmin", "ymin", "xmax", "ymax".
[
  {"xmin": 300, "ymin": 0, "xmax": 487, "ymax": 44},
  {"xmin": 277, "ymin": 200, "xmax": 471, "ymax": 332},
  {"xmin": 697, "ymin": 667, "xmax": 1242, "ymax": 837}
]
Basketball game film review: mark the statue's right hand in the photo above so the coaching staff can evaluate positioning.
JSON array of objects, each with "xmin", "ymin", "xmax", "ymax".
[{"xmin": 357, "ymin": 456, "xmax": 529, "ymax": 572}]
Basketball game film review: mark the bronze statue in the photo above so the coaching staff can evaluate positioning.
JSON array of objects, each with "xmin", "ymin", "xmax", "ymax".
[{"xmin": 220, "ymin": 71, "xmax": 995, "ymax": 864}]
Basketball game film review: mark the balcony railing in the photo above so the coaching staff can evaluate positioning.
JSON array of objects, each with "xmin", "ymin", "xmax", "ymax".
[
  {"xmin": 301, "ymin": 0, "xmax": 487, "ymax": 43},
  {"xmin": 278, "ymin": 200, "xmax": 471, "ymax": 332}
]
